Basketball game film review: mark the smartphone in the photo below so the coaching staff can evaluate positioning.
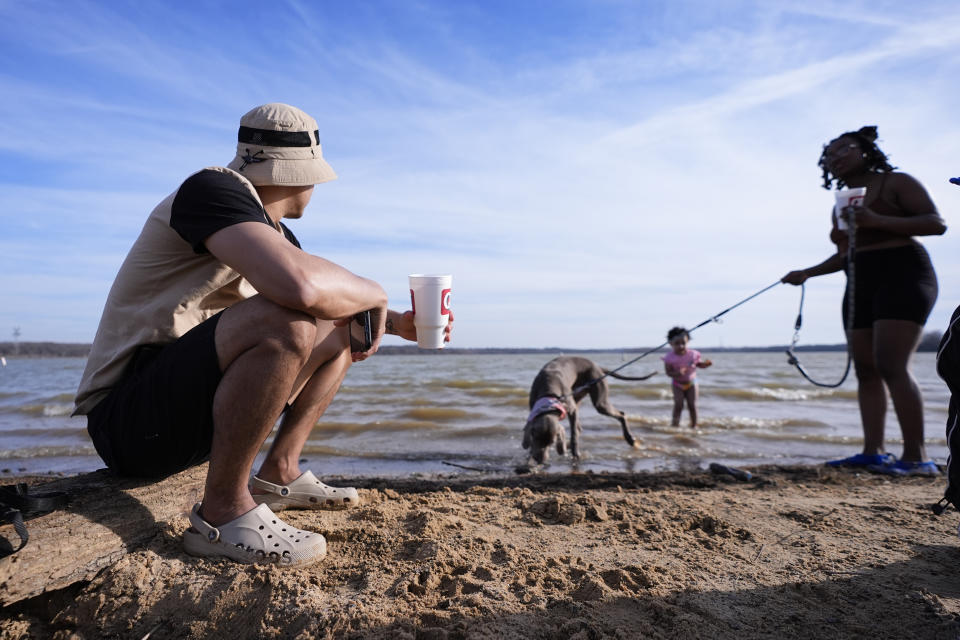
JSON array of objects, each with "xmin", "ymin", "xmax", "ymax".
[{"xmin": 350, "ymin": 310, "xmax": 373, "ymax": 352}]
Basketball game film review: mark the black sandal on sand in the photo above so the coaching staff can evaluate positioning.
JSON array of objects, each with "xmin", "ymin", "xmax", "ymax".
[{"xmin": 0, "ymin": 483, "xmax": 69, "ymax": 558}]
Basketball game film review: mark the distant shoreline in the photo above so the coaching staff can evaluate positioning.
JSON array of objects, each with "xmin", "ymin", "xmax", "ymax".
[{"xmin": 0, "ymin": 335, "xmax": 942, "ymax": 357}]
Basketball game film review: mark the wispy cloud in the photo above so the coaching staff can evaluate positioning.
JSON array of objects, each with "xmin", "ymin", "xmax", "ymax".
[{"xmin": 604, "ymin": 14, "xmax": 960, "ymax": 148}]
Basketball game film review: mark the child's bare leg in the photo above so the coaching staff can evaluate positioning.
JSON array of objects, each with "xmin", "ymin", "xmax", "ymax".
[
  {"xmin": 685, "ymin": 384, "xmax": 698, "ymax": 428},
  {"xmin": 671, "ymin": 385, "xmax": 684, "ymax": 426}
]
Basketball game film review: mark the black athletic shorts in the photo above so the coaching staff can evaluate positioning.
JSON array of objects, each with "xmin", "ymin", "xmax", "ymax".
[
  {"xmin": 842, "ymin": 243, "xmax": 938, "ymax": 330},
  {"xmin": 86, "ymin": 312, "xmax": 224, "ymax": 478}
]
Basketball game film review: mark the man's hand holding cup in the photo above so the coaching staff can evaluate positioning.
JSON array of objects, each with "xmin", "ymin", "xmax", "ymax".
[{"xmin": 408, "ymin": 274, "xmax": 453, "ymax": 349}]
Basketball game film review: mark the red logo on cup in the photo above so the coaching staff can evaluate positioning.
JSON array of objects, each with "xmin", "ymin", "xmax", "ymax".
[
  {"xmin": 410, "ymin": 289, "xmax": 416, "ymax": 314},
  {"xmin": 441, "ymin": 289, "xmax": 451, "ymax": 315}
]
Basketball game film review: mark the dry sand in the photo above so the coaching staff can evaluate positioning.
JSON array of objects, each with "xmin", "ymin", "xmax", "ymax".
[{"xmin": 2, "ymin": 466, "xmax": 959, "ymax": 639}]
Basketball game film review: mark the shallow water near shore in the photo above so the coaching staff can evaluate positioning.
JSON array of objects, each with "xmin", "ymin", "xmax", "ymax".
[{"xmin": 0, "ymin": 351, "xmax": 949, "ymax": 477}]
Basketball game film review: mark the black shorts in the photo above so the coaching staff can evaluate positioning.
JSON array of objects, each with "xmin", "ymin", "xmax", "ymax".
[
  {"xmin": 842, "ymin": 244, "xmax": 938, "ymax": 330},
  {"xmin": 86, "ymin": 312, "xmax": 223, "ymax": 478}
]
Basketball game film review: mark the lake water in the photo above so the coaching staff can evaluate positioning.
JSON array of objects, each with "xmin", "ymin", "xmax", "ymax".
[{"xmin": 0, "ymin": 351, "xmax": 950, "ymax": 477}]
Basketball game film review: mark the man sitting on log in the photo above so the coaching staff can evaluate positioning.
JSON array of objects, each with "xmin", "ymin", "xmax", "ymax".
[{"xmin": 73, "ymin": 103, "xmax": 451, "ymax": 567}]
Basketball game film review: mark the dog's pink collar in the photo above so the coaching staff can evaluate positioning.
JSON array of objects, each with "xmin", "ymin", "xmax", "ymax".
[{"xmin": 527, "ymin": 396, "xmax": 568, "ymax": 424}]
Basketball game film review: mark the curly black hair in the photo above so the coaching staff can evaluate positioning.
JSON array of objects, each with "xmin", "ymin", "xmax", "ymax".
[
  {"xmin": 818, "ymin": 125, "xmax": 896, "ymax": 190},
  {"xmin": 666, "ymin": 326, "xmax": 689, "ymax": 342}
]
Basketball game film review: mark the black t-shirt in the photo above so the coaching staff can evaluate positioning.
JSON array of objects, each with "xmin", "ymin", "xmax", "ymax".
[{"xmin": 170, "ymin": 169, "xmax": 300, "ymax": 254}]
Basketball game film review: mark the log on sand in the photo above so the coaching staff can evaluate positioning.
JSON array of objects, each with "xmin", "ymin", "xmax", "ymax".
[{"xmin": 0, "ymin": 464, "xmax": 206, "ymax": 606}]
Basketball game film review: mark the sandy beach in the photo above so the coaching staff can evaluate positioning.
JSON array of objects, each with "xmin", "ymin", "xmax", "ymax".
[{"xmin": 0, "ymin": 465, "xmax": 958, "ymax": 639}]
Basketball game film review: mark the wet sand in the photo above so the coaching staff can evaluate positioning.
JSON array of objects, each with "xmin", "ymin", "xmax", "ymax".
[{"xmin": 2, "ymin": 465, "xmax": 959, "ymax": 639}]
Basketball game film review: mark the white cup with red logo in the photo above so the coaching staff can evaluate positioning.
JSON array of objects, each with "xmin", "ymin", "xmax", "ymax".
[
  {"xmin": 408, "ymin": 274, "xmax": 452, "ymax": 349},
  {"xmin": 834, "ymin": 187, "xmax": 867, "ymax": 231}
]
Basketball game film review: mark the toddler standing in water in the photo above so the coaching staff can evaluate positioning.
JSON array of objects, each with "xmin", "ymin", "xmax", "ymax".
[{"xmin": 662, "ymin": 327, "xmax": 712, "ymax": 428}]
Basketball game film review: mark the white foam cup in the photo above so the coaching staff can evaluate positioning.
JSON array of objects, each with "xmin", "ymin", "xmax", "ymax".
[
  {"xmin": 834, "ymin": 187, "xmax": 866, "ymax": 231},
  {"xmin": 408, "ymin": 274, "xmax": 452, "ymax": 349}
]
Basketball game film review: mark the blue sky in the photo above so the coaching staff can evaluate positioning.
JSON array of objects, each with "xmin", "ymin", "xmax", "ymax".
[{"xmin": 1, "ymin": 0, "xmax": 959, "ymax": 349}]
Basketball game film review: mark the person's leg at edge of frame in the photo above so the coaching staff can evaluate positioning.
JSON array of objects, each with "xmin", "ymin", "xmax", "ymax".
[
  {"xmin": 686, "ymin": 384, "xmax": 698, "ymax": 429},
  {"xmin": 850, "ymin": 327, "xmax": 887, "ymax": 456},
  {"xmin": 254, "ymin": 323, "xmax": 351, "ymax": 490},
  {"xmin": 671, "ymin": 385, "xmax": 684, "ymax": 427},
  {"xmin": 873, "ymin": 319, "xmax": 927, "ymax": 462},
  {"xmin": 200, "ymin": 296, "xmax": 333, "ymax": 527}
]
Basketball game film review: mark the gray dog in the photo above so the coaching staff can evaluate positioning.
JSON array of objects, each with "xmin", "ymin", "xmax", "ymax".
[{"xmin": 522, "ymin": 356, "xmax": 655, "ymax": 465}]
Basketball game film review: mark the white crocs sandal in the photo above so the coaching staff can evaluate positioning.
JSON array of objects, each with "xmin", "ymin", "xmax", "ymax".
[
  {"xmin": 250, "ymin": 470, "xmax": 360, "ymax": 511},
  {"xmin": 183, "ymin": 502, "xmax": 326, "ymax": 567}
]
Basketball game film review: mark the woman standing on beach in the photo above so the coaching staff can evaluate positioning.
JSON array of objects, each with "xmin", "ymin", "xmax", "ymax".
[{"xmin": 782, "ymin": 126, "xmax": 946, "ymax": 476}]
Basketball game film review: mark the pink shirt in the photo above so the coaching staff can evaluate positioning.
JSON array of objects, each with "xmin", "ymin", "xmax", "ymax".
[{"xmin": 662, "ymin": 349, "xmax": 701, "ymax": 386}]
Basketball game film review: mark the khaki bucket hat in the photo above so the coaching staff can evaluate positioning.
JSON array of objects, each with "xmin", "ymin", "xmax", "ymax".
[{"xmin": 226, "ymin": 103, "xmax": 337, "ymax": 186}]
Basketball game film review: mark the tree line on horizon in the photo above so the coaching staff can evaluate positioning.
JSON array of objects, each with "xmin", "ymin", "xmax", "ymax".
[{"xmin": 0, "ymin": 330, "xmax": 944, "ymax": 357}]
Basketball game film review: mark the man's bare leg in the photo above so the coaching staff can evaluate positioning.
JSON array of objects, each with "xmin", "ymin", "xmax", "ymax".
[
  {"xmin": 255, "ymin": 326, "xmax": 352, "ymax": 486},
  {"xmin": 199, "ymin": 296, "xmax": 337, "ymax": 526}
]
